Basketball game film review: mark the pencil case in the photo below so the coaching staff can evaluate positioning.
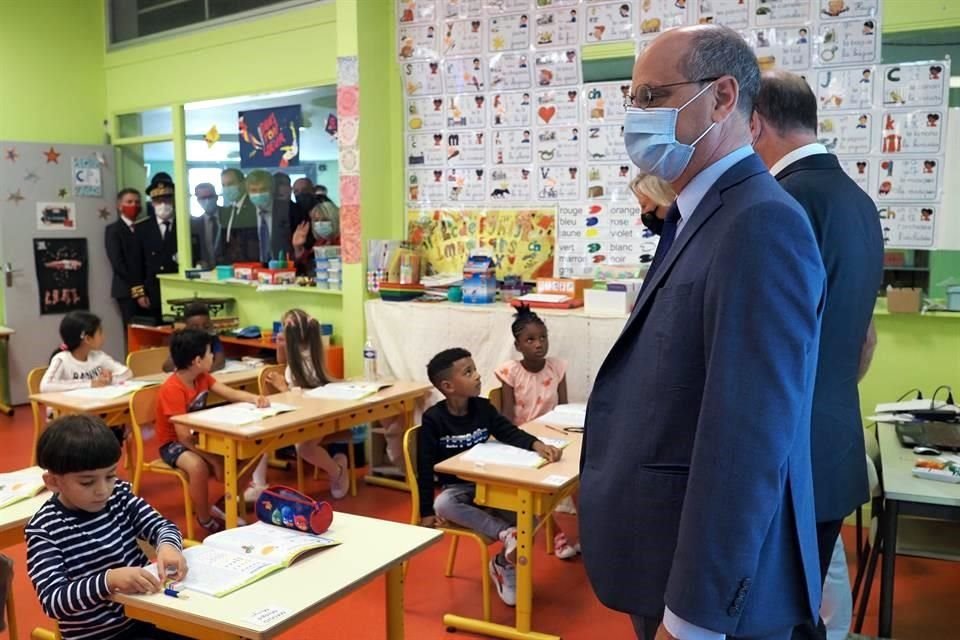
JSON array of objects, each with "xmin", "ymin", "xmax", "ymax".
[{"xmin": 255, "ymin": 485, "xmax": 333, "ymax": 535}]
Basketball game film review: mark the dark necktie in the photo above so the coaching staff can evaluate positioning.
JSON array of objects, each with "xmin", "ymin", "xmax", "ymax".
[
  {"xmin": 259, "ymin": 213, "xmax": 270, "ymax": 263},
  {"xmin": 639, "ymin": 203, "xmax": 681, "ymax": 294},
  {"xmin": 161, "ymin": 220, "xmax": 170, "ymax": 240}
]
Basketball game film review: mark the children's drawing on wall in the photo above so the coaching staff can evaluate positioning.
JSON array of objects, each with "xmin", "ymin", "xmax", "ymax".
[{"xmin": 33, "ymin": 238, "xmax": 89, "ymax": 315}]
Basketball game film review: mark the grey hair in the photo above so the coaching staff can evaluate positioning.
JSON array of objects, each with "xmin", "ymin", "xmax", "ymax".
[{"xmin": 679, "ymin": 25, "xmax": 760, "ymax": 117}]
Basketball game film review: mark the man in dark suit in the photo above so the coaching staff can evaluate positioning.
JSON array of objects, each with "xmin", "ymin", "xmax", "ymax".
[
  {"xmin": 220, "ymin": 168, "xmax": 259, "ymax": 263},
  {"xmin": 750, "ymin": 70, "xmax": 884, "ymax": 640},
  {"xmin": 135, "ymin": 181, "xmax": 179, "ymax": 324},
  {"xmin": 245, "ymin": 170, "xmax": 294, "ymax": 264},
  {"xmin": 191, "ymin": 182, "xmax": 223, "ymax": 269},
  {"xmin": 105, "ymin": 188, "xmax": 148, "ymax": 327},
  {"xmin": 580, "ymin": 25, "xmax": 826, "ymax": 640}
]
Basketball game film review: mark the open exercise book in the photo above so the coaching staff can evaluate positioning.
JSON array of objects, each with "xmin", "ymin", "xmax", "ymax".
[
  {"xmin": 305, "ymin": 381, "xmax": 392, "ymax": 401},
  {"xmin": 534, "ymin": 403, "xmax": 587, "ymax": 429},
  {"xmin": 186, "ymin": 402, "xmax": 299, "ymax": 426},
  {"xmin": 162, "ymin": 521, "xmax": 339, "ymax": 597},
  {"xmin": 460, "ymin": 437, "xmax": 570, "ymax": 469},
  {"xmin": 0, "ymin": 467, "xmax": 45, "ymax": 509},
  {"xmin": 63, "ymin": 380, "xmax": 155, "ymax": 400}
]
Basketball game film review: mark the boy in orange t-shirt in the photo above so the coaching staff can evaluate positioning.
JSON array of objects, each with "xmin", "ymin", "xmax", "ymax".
[{"xmin": 156, "ymin": 329, "xmax": 269, "ymax": 534}]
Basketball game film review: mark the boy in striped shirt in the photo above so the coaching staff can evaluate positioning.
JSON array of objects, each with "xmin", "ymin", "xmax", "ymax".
[{"xmin": 26, "ymin": 415, "xmax": 189, "ymax": 640}]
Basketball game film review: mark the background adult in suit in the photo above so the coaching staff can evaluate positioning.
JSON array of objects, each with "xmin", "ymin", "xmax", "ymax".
[
  {"xmin": 191, "ymin": 182, "xmax": 223, "ymax": 269},
  {"xmin": 105, "ymin": 188, "xmax": 148, "ymax": 328},
  {"xmin": 750, "ymin": 70, "xmax": 884, "ymax": 640},
  {"xmin": 245, "ymin": 170, "xmax": 294, "ymax": 264},
  {"xmin": 579, "ymin": 25, "xmax": 826, "ymax": 640},
  {"xmin": 135, "ymin": 180, "xmax": 178, "ymax": 324},
  {"xmin": 220, "ymin": 168, "xmax": 259, "ymax": 263}
]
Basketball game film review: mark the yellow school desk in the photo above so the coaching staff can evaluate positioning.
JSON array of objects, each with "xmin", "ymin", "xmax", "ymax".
[
  {"xmin": 28, "ymin": 366, "xmax": 264, "ymax": 428},
  {"xmin": 172, "ymin": 382, "xmax": 432, "ymax": 528},
  {"xmin": 0, "ymin": 326, "xmax": 14, "ymax": 416},
  {"xmin": 434, "ymin": 422, "xmax": 581, "ymax": 640},
  {"xmin": 114, "ymin": 512, "xmax": 442, "ymax": 640},
  {"xmin": 0, "ymin": 480, "xmax": 52, "ymax": 640}
]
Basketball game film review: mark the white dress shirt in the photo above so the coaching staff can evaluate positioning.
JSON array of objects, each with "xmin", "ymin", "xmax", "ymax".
[{"xmin": 769, "ymin": 142, "xmax": 829, "ymax": 178}]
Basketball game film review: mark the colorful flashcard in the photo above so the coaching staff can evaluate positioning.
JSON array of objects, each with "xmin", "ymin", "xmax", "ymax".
[
  {"xmin": 486, "ymin": 0, "xmax": 536, "ymax": 11},
  {"xmin": 442, "ymin": 19, "xmax": 485, "ymax": 56},
  {"xmin": 584, "ymin": 82, "xmax": 631, "ymax": 124},
  {"xmin": 752, "ymin": 0, "xmax": 811, "ymax": 27},
  {"xmin": 878, "ymin": 110, "xmax": 945, "ymax": 154},
  {"xmin": 585, "ymin": 2, "xmax": 636, "ymax": 43},
  {"xmin": 446, "ymin": 129, "xmax": 488, "ymax": 166},
  {"xmin": 487, "ymin": 166, "xmax": 535, "ymax": 201},
  {"xmin": 534, "ymin": 48, "xmax": 581, "ymax": 87},
  {"xmin": 535, "ymin": 88, "xmax": 582, "ymax": 125},
  {"xmin": 444, "ymin": 57, "xmax": 486, "ymax": 93},
  {"xmin": 817, "ymin": 112, "xmax": 873, "ymax": 155},
  {"xmin": 875, "ymin": 157, "xmax": 941, "ymax": 202},
  {"xmin": 538, "ymin": 165, "xmax": 582, "ymax": 201},
  {"xmin": 586, "ymin": 124, "xmax": 629, "ymax": 162},
  {"xmin": 881, "ymin": 61, "xmax": 949, "ymax": 108},
  {"xmin": 405, "ymin": 96, "xmax": 447, "ymax": 131},
  {"xmin": 838, "ymin": 156, "xmax": 872, "ymax": 193},
  {"xmin": 398, "ymin": 0, "xmax": 436, "ymax": 24},
  {"xmin": 637, "ymin": 0, "xmax": 689, "ymax": 36},
  {"xmin": 695, "ymin": 0, "xmax": 749, "ymax": 29},
  {"xmin": 534, "ymin": 8, "xmax": 581, "ymax": 48},
  {"xmin": 877, "ymin": 204, "xmax": 936, "ymax": 248},
  {"xmin": 488, "ymin": 13, "xmax": 533, "ymax": 52},
  {"xmin": 489, "ymin": 52, "xmax": 534, "ymax": 90},
  {"xmin": 398, "ymin": 23, "xmax": 440, "ymax": 60},
  {"xmin": 490, "ymin": 128, "xmax": 536, "ymax": 165},
  {"xmin": 816, "ymin": 66, "xmax": 876, "ymax": 110},
  {"xmin": 535, "ymin": 0, "xmax": 580, "ymax": 7},
  {"xmin": 445, "ymin": 0, "xmax": 483, "ymax": 18},
  {"xmin": 446, "ymin": 94, "xmax": 487, "ymax": 128},
  {"xmin": 406, "ymin": 131, "xmax": 448, "ymax": 166},
  {"xmin": 536, "ymin": 126, "xmax": 582, "ymax": 164},
  {"xmin": 490, "ymin": 90, "xmax": 534, "ymax": 127},
  {"xmin": 407, "ymin": 168, "xmax": 447, "ymax": 203},
  {"xmin": 819, "ymin": 0, "xmax": 879, "ymax": 20},
  {"xmin": 446, "ymin": 168, "xmax": 488, "ymax": 202},
  {"xmin": 750, "ymin": 28, "xmax": 811, "ymax": 72},
  {"xmin": 585, "ymin": 164, "xmax": 635, "ymax": 201},
  {"xmin": 402, "ymin": 60, "xmax": 444, "ymax": 96},
  {"xmin": 816, "ymin": 18, "xmax": 879, "ymax": 66}
]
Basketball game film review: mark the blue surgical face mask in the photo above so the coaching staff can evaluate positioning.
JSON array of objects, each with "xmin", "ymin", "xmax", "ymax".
[
  {"xmin": 249, "ymin": 192, "xmax": 271, "ymax": 209},
  {"xmin": 198, "ymin": 197, "xmax": 218, "ymax": 214},
  {"xmin": 624, "ymin": 81, "xmax": 717, "ymax": 182},
  {"xmin": 222, "ymin": 184, "xmax": 241, "ymax": 206},
  {"xmin": 313, "ymin": 220, "xmax": 334, "ymax": 238}
]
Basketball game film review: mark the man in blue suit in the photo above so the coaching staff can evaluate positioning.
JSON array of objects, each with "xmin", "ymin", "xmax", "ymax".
[
  {"xmin": 750, "ymin": 70, "xmax": 884, "ymax": 640},
  {"xmin": 580, "ymin": 26, "xmax": 826, "ymax": 640}
]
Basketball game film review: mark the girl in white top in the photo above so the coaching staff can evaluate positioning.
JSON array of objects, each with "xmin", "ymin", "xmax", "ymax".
[
  {"xmin": 264, "ymin": 308, "xmax": 350, "ymax": 499},
  {"xmin": 40, "ymin": 311, "xmax": 132, "ymax": 392}
]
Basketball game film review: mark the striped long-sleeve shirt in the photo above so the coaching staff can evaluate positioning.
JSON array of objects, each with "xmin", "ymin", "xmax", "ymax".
[{"xmin": 25, "ymin": 481, "xmax": 182, "ymax": 640}]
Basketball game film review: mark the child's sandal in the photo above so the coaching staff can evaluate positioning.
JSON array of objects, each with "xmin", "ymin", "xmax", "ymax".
[{"xmin": 554, "ymin": 532, "xmax": 580, "ymax": 560}]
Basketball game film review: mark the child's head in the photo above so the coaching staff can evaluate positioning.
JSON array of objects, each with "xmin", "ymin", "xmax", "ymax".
[
  {"xmin": 182, "ymin": 302, "xmax": 213, "ymax": 333},
  {"xmin": 37, "ymin": 414, "xmax": 121, "ymax": 512},
  {"xmin": 511, "ymin": 304, "xmax": 548, "ymax": 363},
  {"xmin": 57, "ymin": 311, "xmax": 104, "ymax": 356},
  {"xmin": 282, "ymin": 308, "xmax": 330, "ymax": 388},
  {"xmin": 427, "ymin": 348, "xmax": 481, "ymax": 399},
  {"xmin": 169, "ymin": 328, "xmax": 214, "ymax": 373}
]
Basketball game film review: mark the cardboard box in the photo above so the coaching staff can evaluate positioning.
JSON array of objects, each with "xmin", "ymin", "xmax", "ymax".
[
  {"xmin": 536, "ymin": 277, "xmax": 594, "ymax": 301},
  {"xmin": 584, "ymin": 289, "xmax": 639, "ymax": 316},
  {"xmin": 887, "ymin": 287, "xmax": 922, "ymax": 313},
  {"xmin": 232, "ymin": 262, "xmax": 262, "ymax": 281},
  {"xmin": 463, "ymin": 254, "xmax": 497, "ymax": 304}
]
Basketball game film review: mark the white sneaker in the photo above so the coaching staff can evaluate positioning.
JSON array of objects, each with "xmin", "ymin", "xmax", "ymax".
[
  {"xmin": 489, "ymin": 556, "xmax": 516, "ymax": 606},
  {"xmin": 330, "ymin": 453, "xmax": 350, "ymax": 500},
  {"xmin": 499, "ymin": 526, "xmax": 518, "ymax": 564},
  {"xmin": 555, "ymin": 496, "xmax": 577, "ymax": 515},
  {"xmin": 211, "ymin": 500, "xmax": 248, "ymax": 526},
  {"xmin": 243, "ymin": 484, "xmax": 266, "ymax": 503}
]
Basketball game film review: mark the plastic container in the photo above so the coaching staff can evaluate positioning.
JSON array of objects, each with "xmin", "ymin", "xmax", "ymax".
[
  {"xmin": 947, "ymin": 285, "xmax": 960, "ymax": 311},
  {"xmin": 215, "ymin": 265, "xmax": 234, "ymax": 280},
  {"xmin": 363, "ymin": 338, "xmax": 378, "ymax": 381}
]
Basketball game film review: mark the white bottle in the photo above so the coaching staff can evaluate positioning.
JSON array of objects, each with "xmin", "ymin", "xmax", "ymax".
[{"xmin": 363, "ymin": 337, "xmax": 378, "ymax": 381}]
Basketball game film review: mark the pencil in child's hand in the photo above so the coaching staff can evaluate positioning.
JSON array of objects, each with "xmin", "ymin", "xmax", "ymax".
[{"xmin": 543, "ymin": 424, "xmax": 566, "ymax": 435}]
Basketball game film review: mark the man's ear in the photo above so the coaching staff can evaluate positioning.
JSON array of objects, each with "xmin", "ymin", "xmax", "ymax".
[
  {"xmin": 42, "ymin": 472, "xmax": 60, "ymax": 493},
  {"xmin": 712, "ymin": 75, "xmax": 740, "ymax": 122},
  {"xmin": 748, "ymin": 109, "xmax": 761, "ymax": 139}
]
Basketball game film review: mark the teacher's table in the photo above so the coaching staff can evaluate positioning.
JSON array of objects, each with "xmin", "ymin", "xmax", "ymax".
[
  {"xmin": 115, "ymin": 512, "xmax": 442, "ymax": 640},
  {"xmin": 0, "ymin": 326, "xmax": 14, "ymax": 415},
  {"xmin": 172, "ymin": 382, "xmax": 433, "ymax": 528},
  {"xmin": 0, "ymin": 482, "xmax": 52, "ymax": 640},
  {"xmin": 876, "ymin": 421, "xmax": 960, "ymax": 636},
  {"xmin": 434, "ymin": 422, "xmax": 581, "ymax": 640}
]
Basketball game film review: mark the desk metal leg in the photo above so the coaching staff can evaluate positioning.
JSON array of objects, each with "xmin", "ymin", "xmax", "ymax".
[
  {"xmin": 386, "ymin": 563, "xmax": 404, "ymax": 640},
  {"xmin": 223, "ymin": 439, "xmax": 240, "ymax": 529},
  {"xmin": 878, "ymin": 499, "xmax": 899, "ymax": 637},
  {"xmin": 515, "ymin": 488, "xmax": 535, "ymax": 634}
]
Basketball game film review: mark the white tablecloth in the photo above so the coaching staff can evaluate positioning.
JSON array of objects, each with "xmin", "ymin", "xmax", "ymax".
[{"xmin": 365, "ymin": 299, "xmax": 627, "ymax": 405}]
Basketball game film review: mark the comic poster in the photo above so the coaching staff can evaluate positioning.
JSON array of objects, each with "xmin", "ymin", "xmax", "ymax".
[
  {"xmin": 238, "ymin": 105, "xmax": 301, "ymax": 168},
  {"xmin": 33, "ymin": 238, "xmax": 89, "ymax": 315}
]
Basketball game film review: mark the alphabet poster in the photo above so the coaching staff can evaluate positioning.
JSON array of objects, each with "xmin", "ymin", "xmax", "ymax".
[
  {"xmin": 535, "ymin": 8, "xmax": 580, "ymax": 48},
  {"xmin": 488, "ymin": 166, "xmax": 535, "ymax": 201},
  {"xmin": 446, "ymin": 168, "xmax": 487, "ymax": 201},
  {"xmin": 490, "ymin": 90, "xmax": 533, "ymax": 126},
  {"xmin": 878, "ymin": 204, "xmax": 936, "ymax": 248},
  {"xmin": 881, "ymin": 61, "xmax": 948, "ymax": 107},
  {"xmin": 817, "ymin": 66, "xmax": 875, "ymax": 110},
  {"xmin": 585, "ymin": 2, "xmax": 636, "ymax": 43}
]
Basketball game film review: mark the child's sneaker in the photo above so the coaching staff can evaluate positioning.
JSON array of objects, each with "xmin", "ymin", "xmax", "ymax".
[
  {"xmin": 330, "ymin": 453, "xmax": 350, "ymax": 499},
  {"xmin": 211, "ymin": 498, "xmax": 247, "ymax": 526},
  {"xmin": 198, "ymin": 516, "xmax": 224, "ymax": 535},
  {"xmin": 488, "ymin": 556, "xmax": 517, "ymax": 606},
  {"xmin": 554, "ymin": 532, "xmax": 581, "ymax": 560},
  {"xmin": 499, "ymin": 526, "xmax": 518, "ymax": 564},
  {"xmin": 555, "ymin": 496, "xmax": 577, "ymax": 515},
  {"xmin": 243, "ymin": 483, "xmax": 266, "ymax": 503}
]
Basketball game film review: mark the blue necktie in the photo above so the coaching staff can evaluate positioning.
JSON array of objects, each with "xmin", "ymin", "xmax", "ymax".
[
  {"xmin": 640, "ymin": 204, "xmax": 681, "ymax": 294},
  {"xmin": 258, "ymin": 213, "xmax": 270, "ymax": 263}
]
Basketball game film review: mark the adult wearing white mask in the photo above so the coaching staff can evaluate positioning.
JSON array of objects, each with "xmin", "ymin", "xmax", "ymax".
[
  {"xmin": 191, "ymin": 182, "xmax": 223, "ymax": 269},
  {"xmin": 135, "ymin": 180, "xmax": 179, "ymax": 324},
  {"xmin": 292, "ymin": 200, "xmax": 341, "ymax": 276},
  {"xmin": 220, "ymin": 168, "xmax": 259, "ymax": 263},
  {"xmin": 579, "ymin": 25, "xmax": 826, "ymax": 640}
]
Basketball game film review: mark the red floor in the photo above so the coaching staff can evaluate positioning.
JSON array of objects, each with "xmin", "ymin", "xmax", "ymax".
[{"xmin": 0, "ymin": 407, "xmax": 955, "ymax": 640}]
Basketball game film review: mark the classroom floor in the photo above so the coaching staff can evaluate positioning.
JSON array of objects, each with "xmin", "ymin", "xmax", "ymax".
[{"xmin": 0, "ymin": 409, "xmax": 955, "ymax": 640}]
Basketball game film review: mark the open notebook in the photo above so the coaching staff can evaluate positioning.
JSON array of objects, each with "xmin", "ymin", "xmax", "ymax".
[
  {"xmin": 162, "ymin": 522, "xmax": 339, "ymax": 597},
  {"xmin": 64, "ymin": 380, "xmax": 156, "ymax": 400},
  {"xmin": 185, "ymin": 402, "xmax": 299, "ymax": 426},
  {"xmin": 460, "ymin": 438, "xmax": 569, "ymax": 469},
  {"xmin": 304, "ymin": 382, "xmax": 392, "ymax": 401},
  {"xmin": 534, "ymin": 403, "xmax": 587, "ymax": 429},
  {"xmin": 0, "ymin": 467, "xmax": 45, "ymax": 509}
]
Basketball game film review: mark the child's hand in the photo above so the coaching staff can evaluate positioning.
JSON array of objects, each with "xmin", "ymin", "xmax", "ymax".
[
  {"xmin": 156, "ymin": 543, "xmax": 188, "ymax": 583},
  {"xmin": 420, "ymin": 515, "xmax": 445, "ymax": 528},
  {"xmin": 533, "ymin": 441, "xmax": 563, "ymax": 463},
  {"xmin": 254, "ymin": 395, "xmax": 270, "ymax": 408},
  {"xmin": 106, "ymin": 567, "xmax": 162, "ymax": 594},
  {"xmin": 91, "ymin": 371, "xmax": 112, "ymax": 388}
]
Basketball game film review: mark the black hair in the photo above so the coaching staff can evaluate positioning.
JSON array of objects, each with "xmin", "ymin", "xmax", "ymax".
[
  {"xmin": 427, "ymin": 348, "xmax": 472, "ymax": 388},
  {"xmin": 52, "ymin": 311, "xmax": 102, "ymax": 361},
  {"xmin": 511, "ymin": 304, "xmax": 546, "ymax": 339},
  {"xmin": 169, "ymin": 328, "xmax": 213, "ymax": 370},
  {"xmin": 183, "ymin": 302, "xmax": 211, "ymax": 320},
  {"xmin": 754, "ymin": 70, "xmax": 818, "ymax": 135},
  {"xmin": 117, "ymin": 188, "xmax": 140, "ymax": 201},
  {"xmin": 37, "ymin": 414, "xmax": 122, "ymax": 474}
]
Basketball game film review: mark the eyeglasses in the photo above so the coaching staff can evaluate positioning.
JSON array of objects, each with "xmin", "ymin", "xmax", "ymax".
[{"xmin": 624, "ymin": 77, "xmax": 720, "ymax": 109}]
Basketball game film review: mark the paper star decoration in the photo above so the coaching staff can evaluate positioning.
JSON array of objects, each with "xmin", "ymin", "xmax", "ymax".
[
  {"xmin": 4, "ymin": 148, "xmax": 18, "ymax": 162},
  {"xmin": 24, "ymin": 170, "xmax": 39, "ymax": 182},
  {"xmin": 58, "ymin": 188, "xmax": 68, "ymax": 198},
  {"xmin": 44, "ymin": 147, "xmax": 61, "ymax": 163},
  {"xmin": 98, "ymin": 207, "xmax": 111, "ymax": 220},
  {"xmin": 7, "ymin": 190, "xmax": 24, "ymax": 205},
  {"xmin": 204, "ymin": 124, "xmax": 220, "ymax": 148}
]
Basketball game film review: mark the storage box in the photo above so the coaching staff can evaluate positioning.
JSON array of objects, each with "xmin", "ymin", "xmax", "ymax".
[
  {"xmin": 256, "ymin": 268, "xmax": 296, "ymax": 285},
  {"xmin": 462, "ymin": 255, "xmax": 497, "ymax": 304},
  {"xmin": 536, "ymin": 277, "xmax": 594, "ymax": 302},
  {"xmin": 947, "ymin": 285, "xmax": 960, "ymax": 312},
  {"xmin": 232, "ymin": 262, "xmax": 262, "ymax": 281},
  {"xmin": 584, "ymin": 281, "xmax": 642, "ymax": 316},
  {"xmin": 215, "ymin": 265, "xmax": 234, "ymax": 280},
  {"xmin": 887, "ymin": 287, "xmax": 922, "ymax": 313}
]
